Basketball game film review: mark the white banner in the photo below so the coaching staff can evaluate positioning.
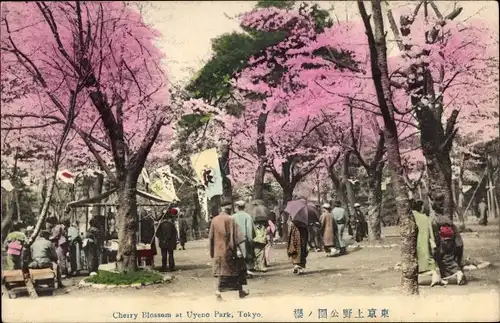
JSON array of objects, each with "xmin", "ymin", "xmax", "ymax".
[
  {"xmin": 1, "ymin": 179, "xmax": 14, "ymax": 192},
  {"xmin": 150, "ymin": 165, "xmax": 179, "ymax": 202},
  {"xmin": 190, "ymin": 148, "xmax": 223, "ymax": 200},
  {"xmin": 197, "ymin": 187, "xmax": 209, "ymax": 223}
]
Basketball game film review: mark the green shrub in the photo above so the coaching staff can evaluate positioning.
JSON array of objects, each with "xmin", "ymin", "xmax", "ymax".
[{"xmin": 85, "ymin": 270, "xmax": 163, "ymax": 285}]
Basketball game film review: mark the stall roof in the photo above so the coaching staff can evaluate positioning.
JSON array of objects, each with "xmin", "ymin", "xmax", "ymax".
[{"xmin": 66, "ymin": 188, "xmax": 174, "ymax": 208}]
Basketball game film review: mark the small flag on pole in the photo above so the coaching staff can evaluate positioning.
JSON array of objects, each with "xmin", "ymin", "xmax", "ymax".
[{"xmin": 57, "ymin": 169, "xmax": 75, "ymax": 184}]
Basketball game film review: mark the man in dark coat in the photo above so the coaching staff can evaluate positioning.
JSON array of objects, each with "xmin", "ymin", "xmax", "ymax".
[{"xmin": 156, "ymin": 212, "xmax": 178, "ymax": 272}]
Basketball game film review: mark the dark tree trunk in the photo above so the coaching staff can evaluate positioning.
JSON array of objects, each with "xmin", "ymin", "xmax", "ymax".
[
  {"xmin": 367, "ymin": 164, "xmax": 384, "ymax": 241},
  {"xmin": 328, "ymin": 167, "xmax": 352, "ymax": 220},
  {"xmin": 358, "ymin": 0, "xmax": 418, "ymax": 294},
  {"xmin": 281, "ymin": 183, "xmax": 294, "ymax": 241},
  {"xmin": 341, "ymin": 151, "xmax": 356, "ymax": 218},
  {"xmin": 115, "ymin": 173, "xmax": 139, "ymax": 272},
  {"xmin": 91, "ymin": 173, "xmax": 104, "ymax": 218},
  {"xmin": 254, "ymin": 112, "xmax": 269, "ymax": 200},
  {"xmin": 1, "ymin": 191, "xmax": 15, "ymax": 245},
  {"xmin": 219, "ymin": 143, "xmax": 233, "ymax": 205}
]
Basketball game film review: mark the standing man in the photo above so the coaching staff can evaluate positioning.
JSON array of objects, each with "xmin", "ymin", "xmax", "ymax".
[
  {"xmin": 478, "ymin": 198, "xmax": 488, "ymax": 226},
  {"xmin": 156, "ymin": 211, "xmax": 178, "ymax": 272},
  {"xmin": 319, "ymin": 203, "xmax": 338, "ymax": 257},
  {"xmin": 209, "ymin": 200, "xmax": 249, "ymax": 300},
  {"xmin": 332, "ymin": 201, "xmax": 348, "ymax": 255},
  {"xmin": 353, "ymin": 203, "xmax": 369, "ymax": 242},
  {"xmin": 177, "ymin": 212, "xmax": 188, "ymax": 250},
  {"xmin": 67, "ymin": 221, "xmax": 82, "ymax": 276},
  {"xmin": 232, "ymin": 200, "xmax": 256, "ymax": 276},
  {"xmin": 50, "ymin": 221, "xmax": 69, "ymax": 278}
]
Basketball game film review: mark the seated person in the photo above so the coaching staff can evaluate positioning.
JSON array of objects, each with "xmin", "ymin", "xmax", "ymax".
[{"xmin": 29, "ymin": 230, "xmax": 63, "ymax": 287}]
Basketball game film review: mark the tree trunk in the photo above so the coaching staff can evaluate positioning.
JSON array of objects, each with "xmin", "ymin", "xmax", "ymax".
[
  {"xmin": 328, "ymin": 168, "xmax": 352, "ymax": 220},
  {"xmin": 253, "ymin": 165, "xmax": 266, "ymax": 200},
  {"xmin": 341, "ymin": 151, "xmax": 356, "ymax": 218},
  {"xmin": 115, "ymin": 174, "xmax": 139, "ymax": 272},
  {"xmin": 281, "ymin": 184, "xmax": 294, "ymax": 242},
  {"xmin": 1, "ymin": 191, "xmax": 14, "ymax": 245},
  {"xmin": 254, "ymin": 112, "xmax": 269, "ymax": 200},
  {"xmin": 358, "ymin": 0, "xmax": 418, "ymax": 294},
  {"xmin": 91, "ymin": 173, "xmax": 104, "ymax": 217},
  {"xmin": 219, "ymin": 143, "xmax": 233, "ymax": 205},
  {"xmin": 367, "ymin": 165, "xmax": 383, "ymax": 241}
]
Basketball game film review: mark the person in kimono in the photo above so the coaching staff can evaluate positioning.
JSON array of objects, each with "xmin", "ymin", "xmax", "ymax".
[
  {"xmin": 252, "ymin": 217, "xmax": 268, "ymax": 272},
  {"xmin": 478, "ymin": 198, "xmax": 488, "ymax": 225},
  {"xmin": 353, "ymin": 203, "xmax": 368, "ymax": 242},
  {"xmin": 50, "ymin": 221, "xmax": 69, "ymax": 277},
  {"xmin": 231, "ymin": 200, "xmax": 256, "ymax": 276},
  {"xmin": 177, "ymin": 212, "xmax": 188, "ymax": 250},
  {"xmin": 4, "ymin": 222, "xmax": 27, "ymax": 270},
  {"xmin": 332, "ymin": 200, "xmax": 348, "ymax": 255},
  {"xmin": 30, "ymin": 230, "xmax": 63, "ymax": 287},
  {"xmin": 319, "ymin": 203, "xmax": 338, "ymax": 257},
  {"xmin": 156, "ymin": 211, "xmax": 178, "ymax": 272},
  {"xmin": 430, "ymin": 194, "xmax": 466, "ymax": 285},
  {"xmin": 209, "ymin": 200, "xmax": 249, "ymax": 300},
  {"xmin": 411, "ymin": 199, "xmax": 446, "ymax": 286},
  {"xmin": 264, "ymin": 219, "xmax": 276, "ymax": 266},
  {"xmin": 67, "ymin": 221, "xmax": 82, "ymax": 276},
  {"xmin": 287, "ymin": 219, "xmax": 309, "ymax": 275}
]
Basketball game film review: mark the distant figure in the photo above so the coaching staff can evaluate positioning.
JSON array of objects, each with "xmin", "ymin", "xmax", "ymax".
[
  {"xmin": 320, "ymin": 203, "xmax": 338, "ymax": 257},
  {"xmin": 156, "ymin": 212, "xmax": 178, "ymax": 272},
  {"xmin": 50, "ymin": 221, "xmax": 68, "ymax": 277},
  {"xmin": 353, "ymin": 203, "xmax": 368, "ymax": 242},
  {"xmin": 30, "ymin": 230, "xmax": 63, "ymax": 287},
  {"xmin": 308, "ymin": 219, "xmax": 322, "ymax": 252},
  {"xmin": 209, "ymin": 200, "xmax": 249, "ymax": 300},
  {"xmin": 478, "ymin": 198, "xmax": 488, "ymax": 225},
  {"xmin": 4, "ymin": 222, "xmax": 27, "ymax": 270},
  {"xmin": 231, "ymin": 200, "xmax": 256, "ymax": 276},
  {"xmin": 287, "ymin": 220, "xmax": 309, "ymax": 275},
  {"xmin": 264, "ymin": 219, "xmax": 276, "ymax": 266},
  {"xmin": 332, "ymin": 201, "xmax": 348, "ymax": 255},
  {"xmin": 67, "ymin": 221, "xmax": 82, "ymax": 275},
  {"xmin": 177, "ymin": 212, "xmax": 188, "ymax": 250}
]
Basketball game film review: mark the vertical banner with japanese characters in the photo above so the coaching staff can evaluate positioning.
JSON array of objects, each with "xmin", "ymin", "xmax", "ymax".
[
  {"xmin": 197, "ymin": 187, "xmax": 209, "ymax": 223},
  {"xmin": 150, "ymin": 165, "xmax": 179, "ymax": 202},
  {"xmin": 190, "ymin": 148, "xmax": 223, "ymax": 200}
]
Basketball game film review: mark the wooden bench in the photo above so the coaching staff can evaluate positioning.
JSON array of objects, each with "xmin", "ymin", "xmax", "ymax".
[{"xmin": 2, "ymin": 268, "xmax": 56, "ymax": 298}]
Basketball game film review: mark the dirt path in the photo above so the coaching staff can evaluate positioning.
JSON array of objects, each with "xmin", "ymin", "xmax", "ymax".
[{"xmin": 2, "ymin": 221, "xmax": 499, "ymax": 322}]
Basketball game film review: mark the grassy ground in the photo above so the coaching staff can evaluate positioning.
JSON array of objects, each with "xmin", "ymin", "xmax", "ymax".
[
  {"xmin": 56, "ymin": 218, "xmax": 499, "ymax": 299},
  {"xmin": 85, "ymin": 270, "xmax": 164, "ymax": 285}
]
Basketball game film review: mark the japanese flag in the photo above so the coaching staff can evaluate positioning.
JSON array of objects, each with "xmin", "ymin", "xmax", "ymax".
[{"xmin": 57, "ymin": 169, "xmax": 75, "ymax": 184}]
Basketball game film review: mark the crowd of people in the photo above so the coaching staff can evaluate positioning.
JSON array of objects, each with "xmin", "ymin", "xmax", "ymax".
[
  {"xmin": 207, "ymin": 198, "xmax": 369, "ymax": 299},
  {"xmin": 2, "ymin": 192, "xmax": 469, "ymax": 298}
]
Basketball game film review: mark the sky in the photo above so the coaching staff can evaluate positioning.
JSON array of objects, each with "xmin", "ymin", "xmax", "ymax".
[{"xmin": 141, "ymin": 1, "xmax": 499, "ymax": 85}]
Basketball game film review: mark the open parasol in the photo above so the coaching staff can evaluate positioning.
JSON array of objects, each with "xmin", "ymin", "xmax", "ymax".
[
  {"xmin": 247, "ymin": 200, "xmax": 271, "ymax": 223},
  {"xmin": 284, "ymin": 200, "xmax": 320, "ymax": 226}
]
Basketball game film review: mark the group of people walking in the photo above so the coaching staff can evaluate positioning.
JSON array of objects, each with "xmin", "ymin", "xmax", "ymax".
[{"xmin": 209, "ymin": 200, "xmax": 276, "ymax": 300}]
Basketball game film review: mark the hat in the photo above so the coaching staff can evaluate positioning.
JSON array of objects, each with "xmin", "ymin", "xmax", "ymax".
[
  {"xmin": 220, "ymin": 199, "xmax": 233, "ymax": 207},
  {"xmin": 26, "ymin": 226, "xmax": 34, "ymax": 231},
  {"xmin": 354, "ymin": 203, "xmax": 361, "ymax": 207},
  {"xmin": 322, "ymin": 203, "xmax": 331, "ymax": 209},
  {"xmin": 235, "ymin": 200, "xmax": 246, "ymax": 207}
]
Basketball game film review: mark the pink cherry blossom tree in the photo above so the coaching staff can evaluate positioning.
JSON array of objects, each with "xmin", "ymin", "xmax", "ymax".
[
  {"xmin": 0, "ymin": 2, "xmax": 209, "ymax": 271},
  {"xmin": 384, "ymin": 0, "xmax": 499, "ymax": 219}
]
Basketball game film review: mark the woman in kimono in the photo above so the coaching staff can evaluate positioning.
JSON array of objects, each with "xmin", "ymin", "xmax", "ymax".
[
  {"xmin": 264, "ymin": 219, "xmax": 276, "ymax": 266},
  {"xmin": 252, "ymin": 217, "xmax": 268, "ymax": 272},
  {"xmin": 287, "ymin": 219, "xmax": 309, "ymax": 275}
]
